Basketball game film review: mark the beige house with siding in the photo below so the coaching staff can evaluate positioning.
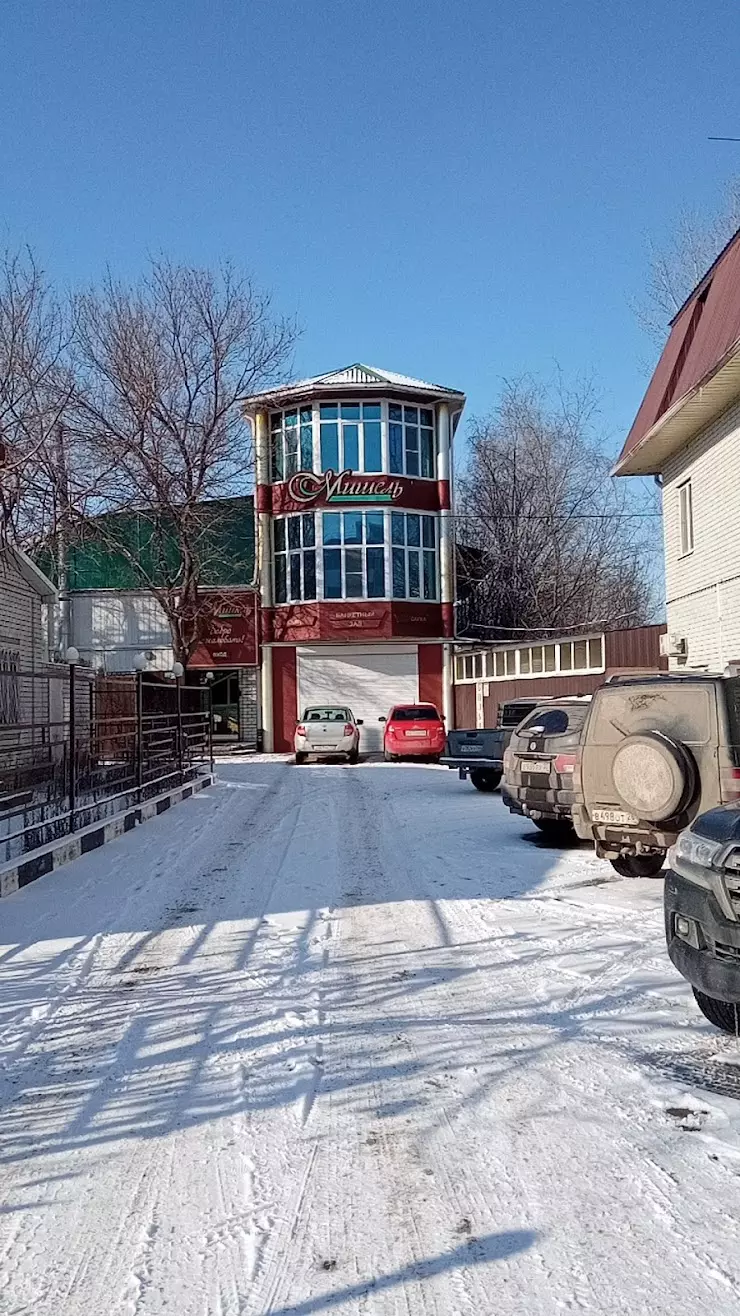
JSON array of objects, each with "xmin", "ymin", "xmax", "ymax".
[
  {"xmin": 0, "ymin": 545, "xmax": 57, "ymax": 675},
  {"xmin": 615, "ymin": 226, "xmax": 740, "ymax": 672}
]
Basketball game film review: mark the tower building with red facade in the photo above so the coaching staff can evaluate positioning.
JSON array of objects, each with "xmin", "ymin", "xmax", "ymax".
[{"xmin": 245, "ymin": 364, "xmax": 466, "ymax": 752}]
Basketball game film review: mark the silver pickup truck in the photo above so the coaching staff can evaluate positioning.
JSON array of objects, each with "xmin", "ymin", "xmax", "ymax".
[{"xmin": 441, "ymin": 697, "xmax": 545, "ymax": 792}]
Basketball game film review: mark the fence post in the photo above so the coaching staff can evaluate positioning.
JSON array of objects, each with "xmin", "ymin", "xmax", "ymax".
[
  {"xmin": 208, "ymin": 684, "xmax": 214, "ymax": 774},
  {"xmin": 68, "ymin": 659, "xmax": 77, "ymax": 833},
  {"xmin": 176, "ymin": 671, "xmax": 184, "ymax": 781},
  {"xmin": 136, "ymin": 670, "xmax": 143, "ymax": 801}
]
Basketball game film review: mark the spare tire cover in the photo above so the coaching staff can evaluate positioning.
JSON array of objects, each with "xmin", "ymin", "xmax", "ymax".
[{"xmin": 611, "ymin": 732, "xmax": 693, "ymax": 822}]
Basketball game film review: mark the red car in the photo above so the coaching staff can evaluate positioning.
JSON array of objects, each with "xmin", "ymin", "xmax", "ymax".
[{"xmin": 380, "ymin": 704, "xmax": 446, "ymax": 762}]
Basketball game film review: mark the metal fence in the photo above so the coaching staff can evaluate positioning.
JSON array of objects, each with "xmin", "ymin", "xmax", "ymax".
[{"xmin": 0, "ymin": 667, "xmax": 213, "ymax": 866}]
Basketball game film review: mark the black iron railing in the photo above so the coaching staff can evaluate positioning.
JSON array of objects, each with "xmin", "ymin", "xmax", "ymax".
[{"xmin": 0, "ymin": 668, "xmax": 213, "ymax": 865}]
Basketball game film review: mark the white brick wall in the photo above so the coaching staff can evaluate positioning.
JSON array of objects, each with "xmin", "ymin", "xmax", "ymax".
[{"xmin": 663, "ymin": 398, "xmax": 740, "ymax": 670}]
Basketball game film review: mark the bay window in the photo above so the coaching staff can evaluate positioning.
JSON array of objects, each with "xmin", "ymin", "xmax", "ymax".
[
  {"xmin": 272, "ymin": 509, "xmax": 440, "ymax": 603},
  {"xmin": 268, "ymin": 400, "xmax": 437, "ymax": 481}
]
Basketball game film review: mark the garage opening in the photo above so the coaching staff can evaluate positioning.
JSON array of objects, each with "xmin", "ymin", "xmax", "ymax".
[{"xmin": 297, "ymin": 646, "xmax": 418, "ymax": 752}]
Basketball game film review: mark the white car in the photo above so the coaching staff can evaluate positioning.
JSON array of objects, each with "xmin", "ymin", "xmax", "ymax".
[{"xmin": 294, "ymin": 707, "xmax": 363, "ymax": 764}]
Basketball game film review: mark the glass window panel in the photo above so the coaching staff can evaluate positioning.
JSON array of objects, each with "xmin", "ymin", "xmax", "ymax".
[
  {"xmin": 302, "ymin": 513, "xmax": 315, "ymax": 547},
  {"xmin": 388, "ymin": 403, "xmax": 403, "ymax": 422},
  {"xmin": 270, "ymin": 412, "xmax": 282, "ymax": 430},
  {"xmin": 422, "ymin": 515, "xmax": 435, "ymax": 548},
  {"xmin": 532, "ymin": 647, "xmax": 544, "ymax": 673},
  {"xmin": 273, "ymin": 519, "xmax": 286, "ymax": 553},
  {"xmin": 285, "ymin": 435, "xmax": 298, "ymax": 475},
  {"xmin": 464, "ymin": 656, "xmax": 474, "ymax": 679},
  {"xmin": 271, "ymin": 432, "xmax": 284, "ymax": 481},
  {"xmin": 344, "ymin": 547, "xmax": 363, "ymax": 597},
  {"xmin": 343, "ymin": 510, "xmax": 363, "ymax": 544},
  {"xmin": 455, "ymin": 656, "xmax": 465, "ymax": 680},
  {"xmin": 423, "ymin": 550, "xmax": 436, "ymax": 599},
  {"xmin": 473, "ymin": 655, "xmax": 483, "ymax": 679},
  {"xmin": 485, "ymin": 652, "xmax": 495, "ymax": 677},
  {"xmin": 289, "ymin": 554, "xmax": 302, "ymax": 600},
  {"xmin": 408, "ymin": 552, "xmax": 420, "ymax": 598},
  {"xmin": 405, "ymin": 425, "xmax": 419, "ymax": 451},
  {"xmin": 300, "ymin": 407, "xmax": 312, "ymax": 423},
  {"xmin": 392, "ymin": 546, "xmax": 406, "ymax": 597},
  {"xmin": 363, "ymin": 402, "xmax": 381, "ymax": 419},
  {"xmin": 420, "ymin": 408, "xmax": 433, "ymax": 427},
  {"xmin": 560, "ymin": 642, "xmax": 573, "ymax": 671},
  {"xmin": 288, "ymin": 517, "xmax": 301, "ymax": 550},
  {"xmin": 505, "ymin": 650, "xmax": 516, "ymax": 676},
  {"xmin": 367, "ymin": 547, "xmax": 385, "ymax": 597},
  {"xmin": 405, "ymin": 439, "xmax": 420, "ymax": 477},
  {"xmin": 366, "ymin": 511, "xmax": 384, "ymax": 544},
  {"xmin": 544, "ymin": 644, "xmax": 556, "ymax": 672},
  {"xmin": 274, "ymin": 555, "xmax": 287, "ymax": 603},
  {"xmin": 421, "ymin": 428, "xmax": 435, "ymax": 479},
  {"xmin": 404, "ymin": 406, "xmax": 418, "ymax": 424},
  {"xmin": 495, "ymin": 651, "xmax": 505, "ymax": 677},
  {"xmin": 573, "ymin": 640, "xmax": 588, "ymax": 669},
  {"xmin": 320, "ymin": 403, "xmax": 338, "ymax": 419},
  {"xmin": 588, "ymin": 637, "xmax": 603, "ymax": 668},
  {"xmin": 285, "ymin": 409, "xmax": 297, "ymax": 427},
  {"xmin": 391, "ymin": 511, "xmax": 405, "ymax": 545},
  {"xmin": 303, "ymin": 550, "xmax": 316, "ymax": 600},
  {"xmin": 389, "ymin": 423, "xmax": 404, "ymax": 473},
  {"xmin": 322, "ymin": 512, "xmax": 341, "ymax": 545},
  {"xmin": 343, "ymin": 423, "xmax": 359, "ymax": 470},
  {"xmin": 300, "ymin": 425, "xmax": 313, "ymax": 468},
  {"xmin": 363, "ymin": 421, "xmax": 382, "ymax": 472},
  {"xmin": 320, "ymin": 422, "xmax": 339, "ymax": 471},
  {"xmin": 406, "ymin": 514, "xmax": 421, "ymax": 547},
  {"xmin": 520, "ymin": 648, "xmax": 531, "ymax": 674},
  {"xmin": 323, "ymin": 548, "xmax": 342, "ymax": 598},
  {"xmin": 341, "ymin": 403, "xmax": 360, "ymax": 419}
]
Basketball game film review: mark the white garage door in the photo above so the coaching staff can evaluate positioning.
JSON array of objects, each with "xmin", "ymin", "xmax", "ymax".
[{"xmin": 297, "ymin": 646, "xmax": 418, "ymax": 752}]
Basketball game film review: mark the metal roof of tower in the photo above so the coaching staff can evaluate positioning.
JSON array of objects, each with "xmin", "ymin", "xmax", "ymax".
[{"xmin": 243, "ymin": 363, "xmax": 466, "ymax": 411}]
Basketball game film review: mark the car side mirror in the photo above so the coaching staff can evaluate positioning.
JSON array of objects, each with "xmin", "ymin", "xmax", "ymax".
[
  {"xmin": 378, "ymin": 716, "xmax": 386, "ymax": 722},
  {"xmin": 357, "ymin": 719, "xmax": 364, "ymax": 725}
]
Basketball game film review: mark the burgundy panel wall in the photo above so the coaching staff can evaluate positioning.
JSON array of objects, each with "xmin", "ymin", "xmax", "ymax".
[
  {"xmin": 418, "ymin": 644, "xmax": 443, "ymax": 712},
  {"xmin": 272, "ymin": 647, "xmax": 297, "ymax": 752}
]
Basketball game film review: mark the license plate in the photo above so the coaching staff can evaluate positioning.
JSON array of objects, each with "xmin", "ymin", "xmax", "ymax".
[
  {"xmin": 520, "ymin": 759, "xmax": 550, "ymax": 773},
  {"xmin": 406, "ymin": 730, "xmax": 428, "ymax": 738},
  {"xmin": 458, "ymin": 744, "xmax": 481, "ymax": 754},
  {"xmin": 591, "ymin": 807, "xmax": 639, "ymax": 825}
]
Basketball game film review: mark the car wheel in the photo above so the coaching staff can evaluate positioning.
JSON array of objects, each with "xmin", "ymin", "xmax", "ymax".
[
  {"xmin": 609, "ymin": 853, "xmax": 665, "ymax": 878},
  {"xmin": 295, "ymin": 752, "xmax": 307, "ymax": 766},
  {"xmin": 533, "ymin": 817, "xmax": 574, "ymax": 841},
  {"xmin": 693, "ymin": 988, "xmax": 740, "ymax": 1034},
  {"xmin": 470, "ymin": 769, "xmax": 502, "ymax": 792},
  {"xmin": 348, "ymin": 747, "xmax": 359, "ymax": 765}
]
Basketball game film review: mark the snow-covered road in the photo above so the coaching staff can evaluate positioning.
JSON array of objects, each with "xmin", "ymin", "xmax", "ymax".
[{"xmin": 3, "ymin": 759, "xmax": 740, "ymax": 1315}]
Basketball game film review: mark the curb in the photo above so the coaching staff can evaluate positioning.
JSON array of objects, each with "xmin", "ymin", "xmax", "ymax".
[{"xmin": 0, "ymin": 772, "xmax": 216, "ymax": 900}]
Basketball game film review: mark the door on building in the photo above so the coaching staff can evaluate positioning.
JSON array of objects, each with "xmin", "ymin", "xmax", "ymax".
[
  {"xmin": 297, "ymin": 645, "xmax": 418, "ymax": 753},
  {"xmin": 210, "ymin": 670, "xmax": 240, "ymax": 740}
]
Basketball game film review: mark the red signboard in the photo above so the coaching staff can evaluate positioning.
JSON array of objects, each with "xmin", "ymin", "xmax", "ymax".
[
  {"xmin": 269, "ymin": 472, "xmax": 447, "ymax": 514},
  {"xmin": 269, "ymin": 600, "xmax": 444, "ymax": 643},
  {"xmin": 189, "ymin": 591, "xmax": 259, "ymax": 668}
]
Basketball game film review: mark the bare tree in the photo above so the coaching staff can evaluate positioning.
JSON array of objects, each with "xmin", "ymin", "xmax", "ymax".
[
  {"xmin": 456, "ymin": 378, "xmax": 659, "ymax": 640},
  {"xmin": 633, "ymin": 178, "xmax": 740, "ymax": 346},
  {"xmin": 0, "ymin": 249, "xmax": 75, "ymax": 548},
  {"xmin": 70, "ymin": 258, "xmax": 297, "ymax": 664}
]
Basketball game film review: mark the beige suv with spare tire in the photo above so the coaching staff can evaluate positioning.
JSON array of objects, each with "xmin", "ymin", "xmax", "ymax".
[{"xmin": 573, "ymin": 674, "xmax": 740, "ymax": 877}]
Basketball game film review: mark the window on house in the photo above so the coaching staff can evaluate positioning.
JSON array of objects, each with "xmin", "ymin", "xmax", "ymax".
[
  {"xmin": 455, "ymin": 655, "xmax": 465, "ymax": 681},
  {"xmin": 319, "ymin": 402, "xmax": 383, "ymax": 473},
  {"xmin": 485, "ymin": 652, "xmax": 495, "ymax": 678},
  {"xmin": 588, "ymin": 637, "xmax": 603, "ymax": 668},
  {"xmin": 473, "ymin": 654, "xmax": 483, "ymax": 679},
  {"xmin": 273, "ymin": 515, "xmax": 317, "ymax": 603},
  {"xmin": 0, "ymin": 648, "xmax": 20, "ymax": 724},
  {"xmin": 271, "ymin": 408, "xmax": 314, "ymax": 479},
  {"xmin": 679, "ymin": 480, "xmax": 694, "ymax": 555},
  {"xmin": 388, "ymin": 404, "xmax": 435, "ymax": 478},
  {"xmin": 463, "ymin": 655, "xmax": 474, "ymax": 679},
  {"xmin": 495, "ymin": 650, "xmax": 506, "ymax": 677},
  {"xmin": 322, "ymin": 510, "xmax": 386, "ymax": 599},
  {"xmin": 391, "ymin": 512, "xmax": 438, "ymax": 600}
]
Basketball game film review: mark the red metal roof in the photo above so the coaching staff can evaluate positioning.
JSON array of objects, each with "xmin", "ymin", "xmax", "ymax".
[{"xmin": 617, "ymin": 225, "xmax": 740, "ymax": 471}]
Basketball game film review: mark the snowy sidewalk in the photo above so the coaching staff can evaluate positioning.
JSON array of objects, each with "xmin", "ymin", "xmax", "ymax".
[{"xmin": 2, "ymin": 759, "xmax": 740, "ymax": 1314}]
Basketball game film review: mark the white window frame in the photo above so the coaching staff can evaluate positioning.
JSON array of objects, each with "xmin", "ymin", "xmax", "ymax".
[
  {"xmin": 678, "ymin": 479, "xmax": 694, "ymax": 556},
  {"xmin": 454, "ymin": 636, "xmax": 606, "ymax": 682},
  {"xmin": 269, "ymin": 399, "xmax": 439, "ymax": 481}
]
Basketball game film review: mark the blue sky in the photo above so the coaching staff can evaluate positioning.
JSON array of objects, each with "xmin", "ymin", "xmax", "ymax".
[{"xmin": 1, "ymin": 0, "xmax": 739, "ymax": 461}]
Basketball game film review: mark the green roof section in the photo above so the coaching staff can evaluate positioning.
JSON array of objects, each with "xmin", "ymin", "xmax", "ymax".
[{"xmin": 37, "ymin": 496, "xmax": 255, "ymax": 592}]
